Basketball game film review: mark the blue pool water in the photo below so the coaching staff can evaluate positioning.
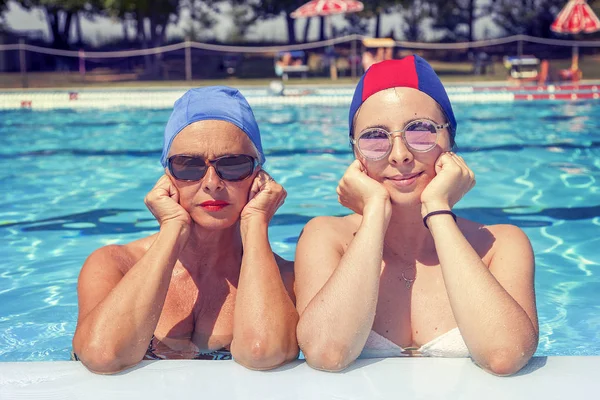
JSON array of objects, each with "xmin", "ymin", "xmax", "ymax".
[{"xmin": 0, "ymin": 99, "xmax": 599, "ymax": 361}]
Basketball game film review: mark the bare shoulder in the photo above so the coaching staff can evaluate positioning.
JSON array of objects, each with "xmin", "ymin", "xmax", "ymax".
[
  {"xmin": 458, "ymin": 218, "xmax": 533, "ymax": 269},
  {"xmin": 298, "ymin": 214, "xmax": 360, "ymax": 250},
  {"xmin": 485, "ymin": 223, "xmax": 534, "ymax": 262},
  {"xmin": 82, "ymin": 234, "xmax": 155, "ymax": 276}
]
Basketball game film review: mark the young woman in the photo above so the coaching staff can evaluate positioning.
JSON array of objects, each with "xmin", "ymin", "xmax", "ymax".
[
  {"xmin": 295, "ymin": 56, "xmax": 538, "ymax": 376},
  {"xmin": 73, "ymin": 86, "xmax": 298, "ymax": 373}
]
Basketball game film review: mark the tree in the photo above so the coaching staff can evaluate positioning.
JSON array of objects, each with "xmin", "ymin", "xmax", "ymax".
[
  {"xmin": 488, "ymin": 0, "xmax": 569, "ymax": 37},
  {"xmin": 401, "ymin": 0, "xmax": 430, "ymax": 41},
  {"xmin": 16, "ymin": 0, "xmax": 100, "ymax": 49},
  {"xmin": 103, "ymin": 0, "xmax": 181, "ymax": 49},
  {"xmin": 240, "ymin": 0, "xmax": 303, "ymax": 44},
  {"xmin": 429, "ymin": 0, "xmax": 483, "ymax": 42},
  {"xmin": 347, "ymin": 0, "xmax": 402, "ymax": 38}
]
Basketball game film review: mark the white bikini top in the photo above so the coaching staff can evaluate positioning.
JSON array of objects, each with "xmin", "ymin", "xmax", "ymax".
[{"xmin": 361, "ymin": 328, "xmax": 470, "ymax": 358}]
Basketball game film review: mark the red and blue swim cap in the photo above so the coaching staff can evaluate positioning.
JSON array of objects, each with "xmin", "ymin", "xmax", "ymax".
[{"xmin": 349, "ymin": 55, "xmax": 456, "ymax": 138}]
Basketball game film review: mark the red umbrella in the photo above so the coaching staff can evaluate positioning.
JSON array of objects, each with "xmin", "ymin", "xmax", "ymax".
[
  {"xmin": 551, "ymin": 0, "xmax": 600, "ymax": 69},
  {"xmin": 290, "ymin": 0, "xmax": 365, "ymax": 80},
  {"xmin": 551, "ymin": 0, "xmax": 600, "ymax": 33},
  {"xmin": 290, "ymin": 0, "xmax": 364, "ymax": 18}
]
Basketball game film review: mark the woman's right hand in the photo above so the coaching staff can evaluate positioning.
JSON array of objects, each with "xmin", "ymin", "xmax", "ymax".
[
  {"xmin": 144, "ymin": 175, "xmax": 191, "ymax": 230},
  {"xmin": 336, "ymin": 160, "xmax": 391, "ymax": 218}
]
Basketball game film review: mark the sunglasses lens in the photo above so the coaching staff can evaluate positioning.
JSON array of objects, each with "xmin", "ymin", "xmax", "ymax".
[
  {"xmin": 357, "ymin": 129, "xmax": 390, "ymax": 159},
  {"xmin": 169, "ymin": 155, "xmax": 208, "ymax": 181},
  {"xmin": 214, "ymin": 155, "xmax": 256, "ymax": 181},
  {"xmin": 405, "ymin": 121, "xmax": 438, "ymax": 151}
]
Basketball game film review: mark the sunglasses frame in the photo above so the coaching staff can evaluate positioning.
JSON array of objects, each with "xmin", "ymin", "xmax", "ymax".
[
  {"xmin": 167, "ymin": 154, "xmax": 259, "ymax": 182},
  {"xmin": 350, "ymin": 119, "xmax": 450, "ymax": 161}
]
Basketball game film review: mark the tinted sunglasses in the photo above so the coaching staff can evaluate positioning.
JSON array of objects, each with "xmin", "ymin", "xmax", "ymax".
[
  {"xmin": 167, "ymin": 154, "xmax": 258, "ymax": 182},
  {"xmin": 351, "ymin": 119, "xmax": 449, "ymax": 161}
]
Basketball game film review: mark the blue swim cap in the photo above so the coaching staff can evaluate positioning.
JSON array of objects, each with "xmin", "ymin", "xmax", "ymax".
[{"xmin": 160, "ymin": 86, "xmax": 265, "ymax": 167}]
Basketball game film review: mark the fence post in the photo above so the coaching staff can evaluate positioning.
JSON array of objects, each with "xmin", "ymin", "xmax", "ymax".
[
  {"xmin": 79, "ymin": 49, "xmax": 86, "ymax": 82},
  {"xmin": 517, "ymin": 37, "xmax": 523, "ymax": 58},
  {"xmin": 19, "ymin": 39, "xmax": 28, "ymax": 89},
  {"xmin": 185, "ymin": 38, "xmax": 192, "ymax": 81},
  {"xmin": 351, "ymin": 35, "xmax": 357, "ymax": 80}
]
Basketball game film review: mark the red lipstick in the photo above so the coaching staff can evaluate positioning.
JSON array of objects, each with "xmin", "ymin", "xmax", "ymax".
[{"xmin": 200, "ymin": 200, "xmax": 229, "ymax": 211}]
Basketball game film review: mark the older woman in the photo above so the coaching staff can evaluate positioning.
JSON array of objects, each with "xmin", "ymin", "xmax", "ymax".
[
  {"xmin": 295, "ymin": 56, "xmax": 539, "ymax": 375},
  {"xmin": 73, "ymin": 86, "xmax": 298, "ymax": 373}
]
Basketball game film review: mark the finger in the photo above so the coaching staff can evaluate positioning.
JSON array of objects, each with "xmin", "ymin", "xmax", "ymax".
[
  {"xmin": 167, "ymin": 180, "xmax": 180, "ymax": 203},
  {"xmin": 451, "ymin": 155, "xmax": 475, "ymax": 184},
  {"xmin": 452, "ymin": 154, "xmax": 468, "ymax": 170},
  {"xmin": 435, "ymin": 151, "xmax": 454, "ymax": 173},
  {"xmin": 248, "ymin": 174, "xmax": 263, "ymax": 202},
  {"xmin": 257, "ymin": 170, "xmax": 274, "ymax": 183},
  {"xmin": 153, "ymin": 174, "xmax": 170, "ymax": 190},
  {"xmin": 349, "ymin": 159, "xmax": 364, "ymax": 172}
]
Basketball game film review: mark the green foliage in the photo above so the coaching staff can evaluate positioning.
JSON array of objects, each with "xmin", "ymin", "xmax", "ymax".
[
  {"xmin": 16, "ymin": 0, "xmax": 98, "ymax": 12},
  {"xmin": 429, "ymin": 0, "xmax": 481, "ymax": 42},
  {"xmin": 488, "ymin": 0, "xmax": 566, "ymax": 37},
  {"xmin": 401, "ymin": 0, "xmax": 431, "ymax": 41}
]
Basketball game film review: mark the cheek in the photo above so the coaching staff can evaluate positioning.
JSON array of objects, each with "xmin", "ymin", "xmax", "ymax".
[
  {"xmin": 176, "ymin": 183, "xmax": 201, "ymax": 208},
  {"xmin": 363, "ymin": 159, "xmax": 388, "ymax": 180},
  {"xmin": 230, "ymin": 182, "xmax": 252, "ymax": 205}
]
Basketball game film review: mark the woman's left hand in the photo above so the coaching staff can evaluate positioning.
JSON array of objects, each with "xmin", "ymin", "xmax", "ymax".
[
  {"xmin": 420, "ymin": 152, "xmax": 475, "ymax": 215},
  {"xmin": 240, "ymin": 171, "xmax": 287, "ymax": 223}
]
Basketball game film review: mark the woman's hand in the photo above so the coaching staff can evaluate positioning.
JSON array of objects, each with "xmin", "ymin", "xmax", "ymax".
[
  {"xmin": 240, "ymin": 171, "xmax": 287, "ymax": 223},
  {"xmin": 420, "ymin": 152, "xmax": 475, "ymax": 215},
  {"xmin": 144, "ymin": 175, "xmax": 191, "ymax": 231},
  {"xmin": 337, "ymin": 160, "xmax": 391, "ymax": 218}
]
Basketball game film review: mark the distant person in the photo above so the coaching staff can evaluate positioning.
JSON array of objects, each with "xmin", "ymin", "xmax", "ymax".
[
  {"xmin": 294, "ymin": 56, "xmax": 539, "ymax": 376},
  {"xmin": 73, "ymin": 87, "xmax": 298, "ymax": 373},
  {"xmin": 275, "ymin": 52, "xmax": 293, "ymax": 78}
]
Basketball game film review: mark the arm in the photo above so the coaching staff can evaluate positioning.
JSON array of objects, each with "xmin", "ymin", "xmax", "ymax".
[
  {"xmin": 428, "ymin": 218, "xmax": 538, "ymax": 376},
  {"xmin": 72, "ymin": 223, "xmax": 187, "ymax": 374},
  {"xmin": 295, "ymin": 160, "xmax": 391, "ymax": 371},
  {"xmin": 230, "ymin": 171, "xmax": 299, "ymax": 370},
  {"xmin": 422, "ymin": 153, "xmax": 538, "ymax": 375},
  {"xmin": 72, "ymin": 175, "xmax": 191, "ymax": 374}
]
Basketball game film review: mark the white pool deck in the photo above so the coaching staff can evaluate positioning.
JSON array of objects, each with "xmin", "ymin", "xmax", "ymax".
[{"xmin": 1, "ymin": 356, "xmax": 599, "ymax": 399}]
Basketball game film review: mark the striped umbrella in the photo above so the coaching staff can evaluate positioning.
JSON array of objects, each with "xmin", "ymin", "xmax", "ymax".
[
  {"xmin": 290, "ymin": 0, "xmax": 364, "ymax": 18},
  {"xmin": 551, "ymin": 0, "xmax": 600, "ymax": 33},
  {"xmin": 551, "ymin": 0, "xmax": 600, "ymax": 69}
]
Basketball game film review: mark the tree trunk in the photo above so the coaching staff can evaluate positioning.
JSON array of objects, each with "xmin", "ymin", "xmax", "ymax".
[
  {"xmin": 122, "ymin": 18, "xmax": 129, "ymax": 43},
  {"xmin": 468, "ymin": 0, "xmax": 475, "ymax": 42},
  {"xmin": 303, "ymin": 17, "xmax": 312, "ymax": 42},
  {"xmin": 75, "ymin": 12, "xmax": 83, "ymax": 45},
  {"xmin": 44, "ymin": 8, "xmax": 60, "ymax": 47},
  {"xmin": 285, "ymin": 13, "xmax": 296, "ymax": 44},
  {"xmin": 136, "ymin": 15, "xmax": 152, "ymax": 74},
  {"xmin": 62, "ymin": 11, "xmax": 73, "ymax": 47},
  {"xmin": 375, "ymin": 14, "xmax": 381, "ymax": 38},
  {"xmin": 319, "ymin": 16, "xmax": 326, "ymax": 41}
]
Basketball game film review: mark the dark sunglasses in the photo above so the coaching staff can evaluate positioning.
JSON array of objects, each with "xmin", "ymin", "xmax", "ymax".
[{"xmin": 167, "ymin": 154, "xmax": 258, "ymax": 182}]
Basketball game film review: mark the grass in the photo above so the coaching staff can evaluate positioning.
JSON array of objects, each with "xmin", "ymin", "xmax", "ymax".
[{"xmin": 1, "ymin": 57, "xmax": 598, "ymax": 90}]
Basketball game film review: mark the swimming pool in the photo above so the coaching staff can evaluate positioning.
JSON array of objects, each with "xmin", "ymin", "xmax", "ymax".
[{"xmin": 0, "ymin": 95, "xmax": 599, "ymax": 361}]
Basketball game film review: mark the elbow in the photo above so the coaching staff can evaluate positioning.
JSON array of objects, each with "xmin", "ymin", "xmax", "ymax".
[
  {"xmin": 297, "ymin": 321, "xmax": 357, "ymax": 372},
  {"xmin": 479, "ymin": 346, "xmax": 535, "ymax": 376},
  {"xmin": 299, "ymin": 335, "xmax": 356, "ymax": 372},
  {"xmin": 232, "ymin": 336, "xmax": 299, "ymax": 371},
  {"xmin": 76, "ymin": 349, "xmax": 134, "ymax": 375},
  {"xmin": 72, "ymin": 337, "xmax": 138, "ymax": 375},
  {"xmin": 302, "ymin": 343, "xmax": 355, "ymax": 372}
]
